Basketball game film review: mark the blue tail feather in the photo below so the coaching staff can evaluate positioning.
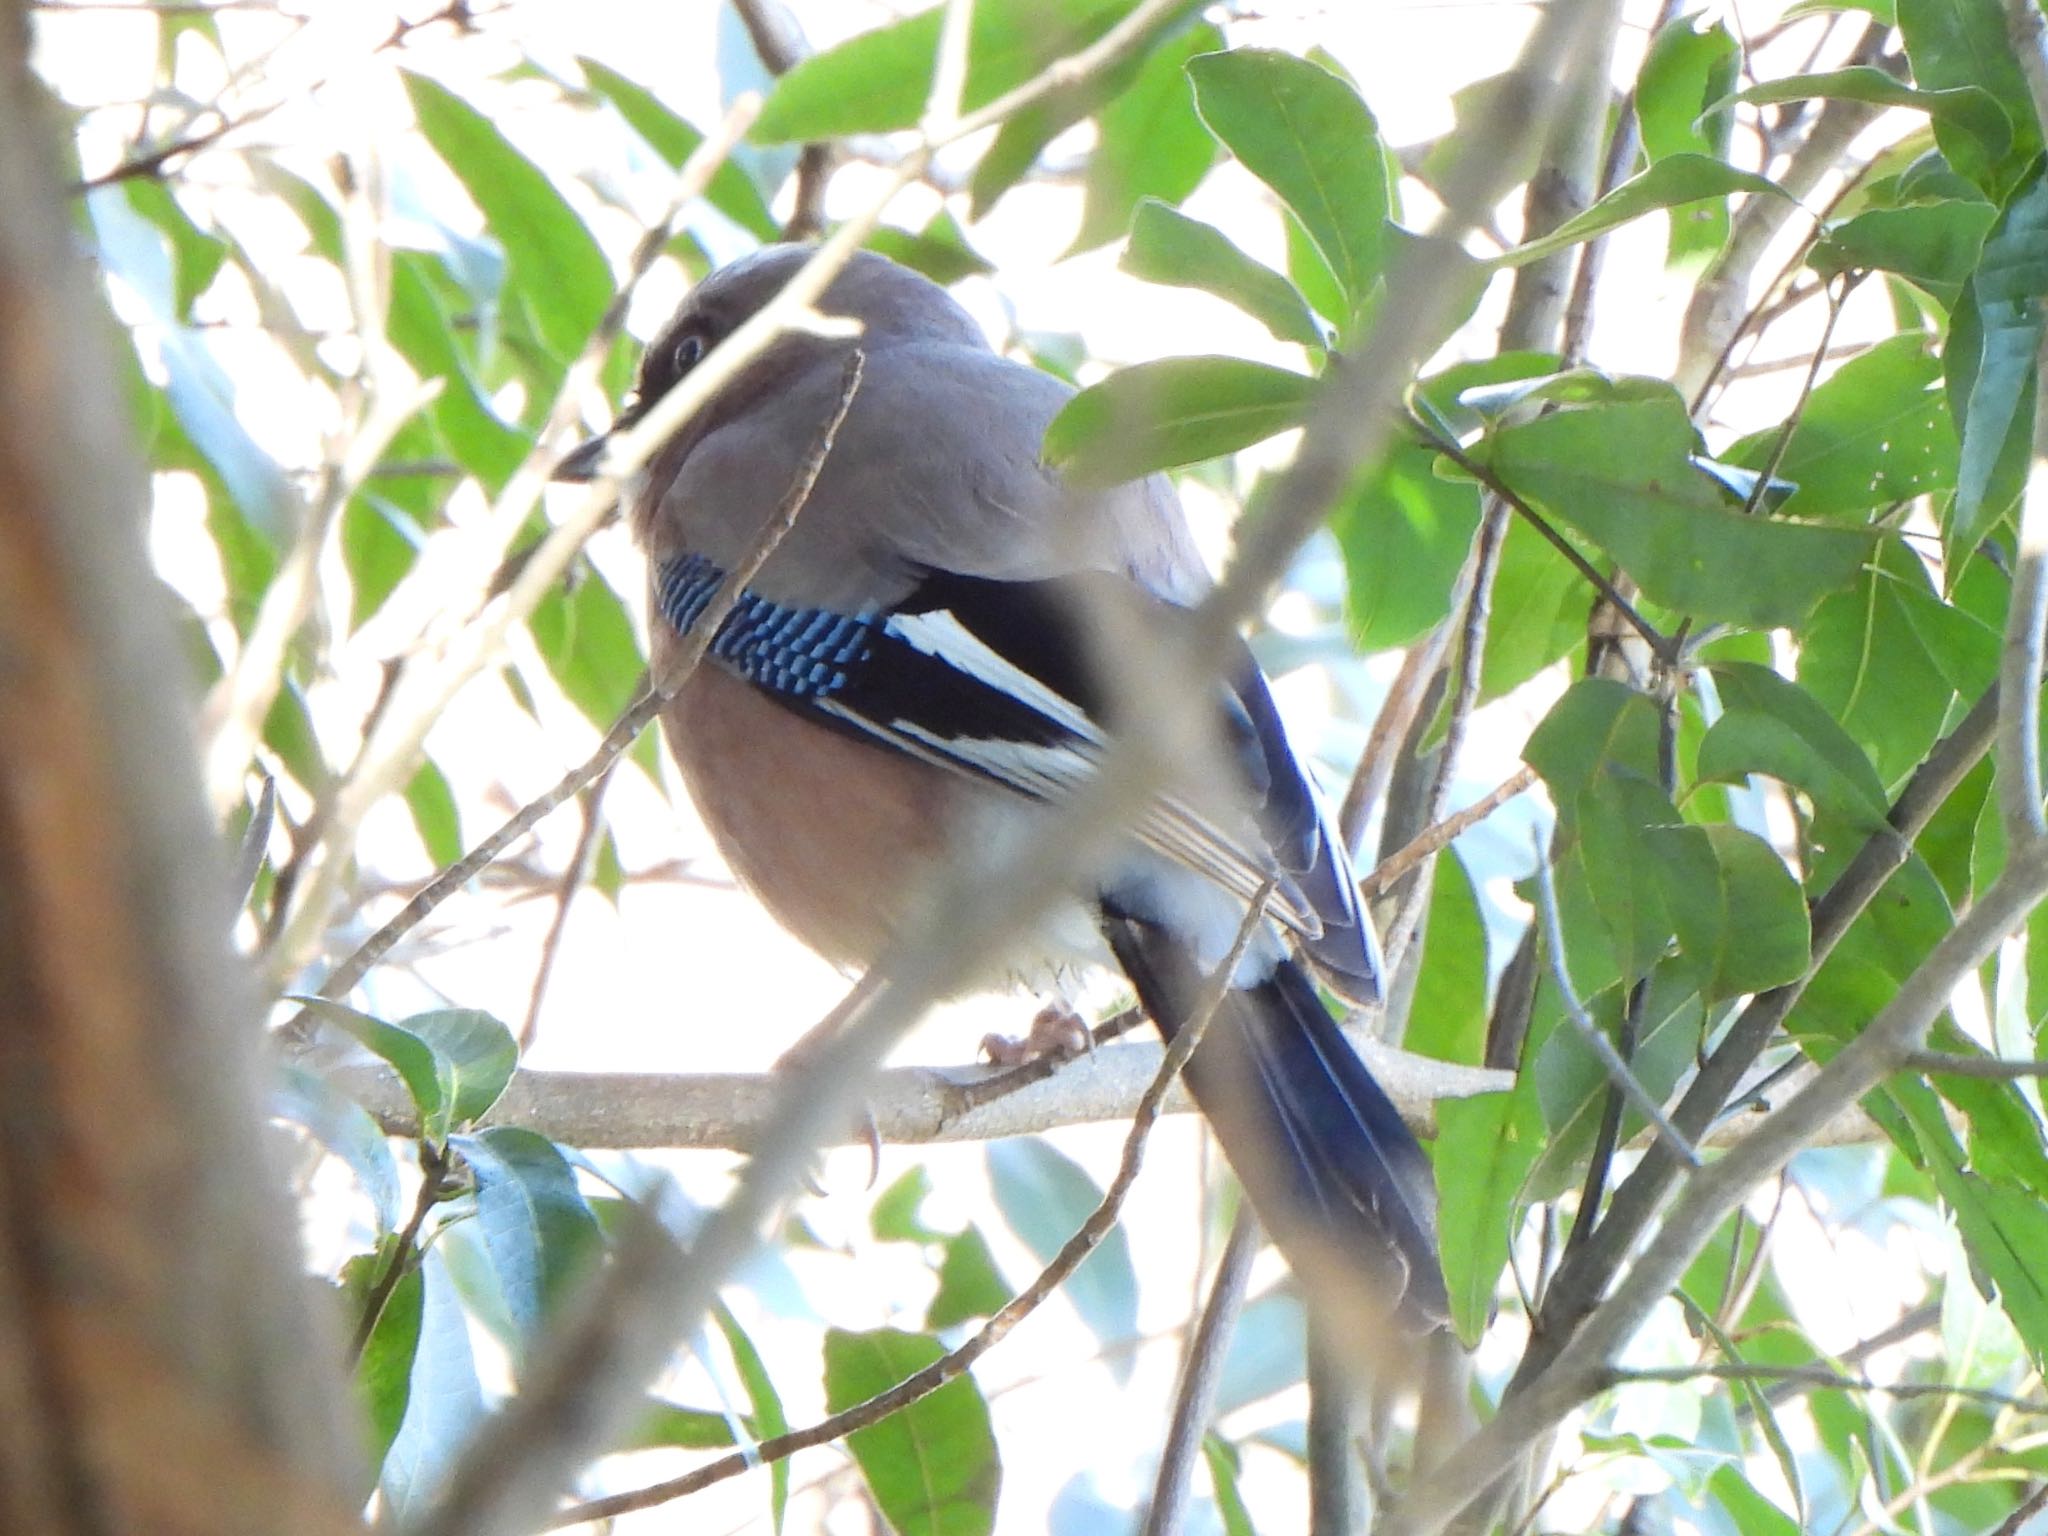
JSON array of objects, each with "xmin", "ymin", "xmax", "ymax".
[{"xmin": 1102, "ymin": 912, "xmax": 1448, "ymax": 1327}]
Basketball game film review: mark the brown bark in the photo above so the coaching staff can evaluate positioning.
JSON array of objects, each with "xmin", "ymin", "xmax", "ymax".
[{"xmin": 0, "ymin": 13, "xmax": 360, "ymax": 1532}]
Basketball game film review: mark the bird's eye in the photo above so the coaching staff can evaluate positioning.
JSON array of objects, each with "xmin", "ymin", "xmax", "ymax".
[{"xmin": 671, "ymin": 330, "xmax": 705, "ymax": 375}]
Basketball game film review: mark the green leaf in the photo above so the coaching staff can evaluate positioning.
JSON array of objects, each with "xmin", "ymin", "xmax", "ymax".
[
  {"xmin": 386, "ymin": 251, "xmax": 529, "ymax": 491},
  {"xmin": 1186, "ymin": 49, "xmax": 1389, "ymax": 315},
  {"xmin": 1578, "ymin": 769, "xmax": 1681, "ymax": 982},
  {"xmin": 714, "ymin": 1301, "xmax": 791, "ymax": 1532},
  {"xmin": 405, "ymin": 1009, "xmax": 518, "ymax": 1128},
  {"xmin": 1070, "ymin": 21, "xmax": 1221, "ymax": 253},
  {"xmin": 404, "ymin": 72, "xmax": 612, "ymax": 361},
  {"xmin": 867, "ymin": 210, "xmax": 996, "ymax": 287},
  {"xmin": 299, "ymin": 999, "xmax": 455, "ymax": 1142},
  {"xmin": 343, "ymin": 497, "xmax": 424, "ymax": 631},
  {"xmin": 1329, "ymin": 441, "xmax": 1481, "ymax": 653},
  {"xmin": 1203, "ymin": 1436, "xmax": 1262, "ymax": 1536},
  {"xmin": 824, "ymin": 1328, "xmax": 1001, "ymax": 1536},
  {"xmin": 579, "ymin": 59, "xmax": 778, "ymax": 240},
  {"xmin": 1734, "ymin": 68, "xmax": 2012, "ymax": 192},
  {"xmin": 1798, "ymin": 541, "xmax": 1961, "ymax": 785},
  {"xmin": 1709, "ymin": 1464, "xmax": 1801, "ymax": 1536},
  {"xmin": 1496, "ymin": 155, "xmax": 1790, "ymax": 269},
  {"xmin": 1697, "ymin": 661, "xmax": 1892, "ymax": 827},
  {"xmin": 1897, "ymin": 0, "xmax": 2042, "ymax": 194},
  {"xmin": 405, "ymin": 758, "xmax": 464, "ymax": 869},
  {"xmin": 1399, "ymin": 848, "xmax": 1489, "ymax": 1065},
  {"xmin": 1812, "ymin": 198, "xmax": 1997, "ymax": 305},
  {"xmin": 1042, "ymin": 355, "xmax": 1314, "ymax": 484},
  {"xmin": 1726, "ymin": 335, "xmax": 1959, "ymax": 520},
  {"xmin": 528, "ymin": 567, "xmax": 658, "ymax": 779},
  {"xmin": 1639, "ymin": 17, "xmax": 1739, "ymax": 163},
  {"xmin": 378, "ymin": 1252, "xmax": 484, "ymax": 1520},
  {"xmin": 871, "ymin": 1165, "xmax": 945, "ymax": 1244},
  {"xmin": 1121, "ymin": 200, "xmax": 1324, "ymax": 347},
  {"xmin": 1525, "ymin": 677, "xmax": 1665, "ymax": 801},
  {"xmin": 927, "ymin": 1225, "xmax": 1012, "ymax": 1330},
  {"xmin": 123, "ymin": 179, "xmax": 226, "ymax": 320},
  {"xmin": 1434, "ymin": 1083, "xmax": 1544, "ymax": 1345},
  {"xmin": 453, "ymin": 1127, "xmax": 602, "ymax": 1348},
  {"xmin": 342, "ymin": 1240, "xmax": 423, "ymax": 1478},
  {"xmin": 986, "ymin": 1139, "xmax": 1138, "ymax": 1370},
  {"xmin": 616, "ymin": 1399, "xmax": 744, "ymax": 1452},
  {"xmin": 1486, "ymin": 395, "xmax": 1874, "ymax": 626},
  {"xmin": 275, "ymin": 1065, "xmax": 402, "ymax": 1231},
  {"xmin": 1636, "ymin": 16, "xmax": 1739, "ymax": 262},
  {"xmin": 1902, "ymin": 1090, "xmax": 2048, "ymax": 1371},
  {"xmin": 752, "ymin": 0, "xmax": 1150, "ymax": 143},
  {"xmin": 1947, "ymin": 168, "xmax": 2048, "ymax": 556},
  {"xmin": 1645, "ymin": 825, "xmax": 1811, "ymax": 999}
]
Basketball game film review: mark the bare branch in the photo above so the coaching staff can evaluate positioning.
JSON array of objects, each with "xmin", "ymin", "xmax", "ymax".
[
  {"xmin": 328, "ymin": 1035, "xmax": 1511, "ymax": 1150},
  {"xmin": 540, "ymin": 885, "xmax": 1277, "ymax": 1531},
  {"xmin": 1360, "ymin": 765, "xmax": 1538, "ymax": 901},
  {"xmin": 1386, "ymin": 850, "xmax": 2048, "ymax": 1536},
  {"xmin": 1141, "ymin": 1210, "xmax": 1262, "ymax": 1536}
]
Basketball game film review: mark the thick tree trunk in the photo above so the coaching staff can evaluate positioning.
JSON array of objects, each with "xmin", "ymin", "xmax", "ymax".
[{"xmin": 0, "ymin": 12, "xmax": 360, "ymax": 1531}]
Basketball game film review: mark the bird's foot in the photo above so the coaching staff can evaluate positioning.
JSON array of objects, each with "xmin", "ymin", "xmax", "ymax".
[{"xmin": 981, "ymin": 1001, "xmax": 1092, "ymax": 1067}]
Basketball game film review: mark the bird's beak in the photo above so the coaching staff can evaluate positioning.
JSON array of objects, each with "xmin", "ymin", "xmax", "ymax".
[{"xmin": 552, "ymin": 433, "xmax": 610, "ymax": 483}]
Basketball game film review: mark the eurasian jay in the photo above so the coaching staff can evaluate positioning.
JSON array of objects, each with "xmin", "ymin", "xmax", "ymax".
[{"xmin": 560, "ymin": 245, "xmax": 1447, "ymax": 1326}]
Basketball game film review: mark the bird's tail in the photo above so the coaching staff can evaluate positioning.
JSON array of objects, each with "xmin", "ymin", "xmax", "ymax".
[{"xmin": 1102, "ymin": 911, "xmax": 1448, "ymax": 1328}]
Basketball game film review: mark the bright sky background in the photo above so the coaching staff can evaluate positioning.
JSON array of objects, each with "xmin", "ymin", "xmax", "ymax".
[{"xmin": 28, "ymin": 1, "xmax": 1972, "ymax": 1531}]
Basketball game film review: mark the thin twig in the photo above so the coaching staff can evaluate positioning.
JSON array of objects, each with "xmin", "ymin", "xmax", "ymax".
[
  {"xmin": 1412, "ymin": 426, "xmax": 1674, "ymax": 664},
  {"xmin": 549, "ymin": 887, "xmax": 1279, "ymax": 1531},
  {"xmin": 1359, "ymin": 765, "xmax": 1537, "ymax": 901},
  {"xmin": 1379, "ymin": 498, "xmax": 1509, "ymax": 979},
  {"xmin": 1141, "ymin": 1209, "xmax": 1262, "ymax": 1536},
  {"xmin": 345, "ymin": 1141, "xmax": 450, "ymax": 1367},
  {"xmin": 518, "ymin": 760, "xmax": 618, "ymax": 1053},
  {"xmin": 299, "ymin": 349, "xmax": 863, "ymax": 1013},
  {"xmin": 1903, "ymin": 1049, "xmax": 2048, "ymax": 1079},
  {"xmin": 1528, "ymin": 831, "xmax": 1702, "ymax": 1168},
  {"xmin": 1388, "ymin": 857, "xmax": 2048, "ymax": 1535},
  {"xmin": 1991, "ymin": 1480, "xmax": 2048, "ymax": 1536},
  {"xmin": 1509, "ymin": 684, "xmax": 1998, "ymax": 1398},
  {"xmin": 262, "ymin": 94, "xmax": 764, "ymax": 980},
  {"xmin": 1339, "ymin": 634, "xmax": 1452, "ymax": 855}
]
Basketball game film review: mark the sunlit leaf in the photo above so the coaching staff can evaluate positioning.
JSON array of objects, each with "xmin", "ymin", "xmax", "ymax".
[
  {"xmin": 1487, "ymin": 396, "xmax": 1874, "ymax": 626},
  {"xmin": 1187, "ymin": 49, "xmax": 1389, "ymax": 315},
  {"xmin": 1735, "ymin": 67, "xmax": 2012, "ymax": 191},
  {"xmin": 453, "ymin": 1126, "xmax": 602, "ymax": 1350},
  {"xmin": 405, "ymin": 1009, "xmax": 518, "ymax": 1128},
  {"xmin": 580, "ymin": 58, "xmax": 778, "ymax": 240},
  {"xmin": 405, "ymin": 72, "xmax": 612, "ymax": 361},
  {"xmin": 1497, "ymin": 155, "xmax": 1789, "ymax": 269},
  {"xmin": 342, "ymin": 1239, "xmax": 423, "ymax": 1479},
  {"xmin": 1043, "ymin": 355, "xmax": 1313, "ymax": 484},
  {"xmin": 1121, "ymin": 200, "xmax": 1324, "ymax": 347},
  {"xmin": 275, "ymin": 1065, "xmax": 401, "ymax": 1230},
  {"xmin": 824, "ymin": 1328, "xmax": 1001, "ymax": 1536},
  {"xmin": 1069, "ymin": 21, "xmax": 1221, "ymax": 252},
  {"xmin": 752, "ymin": 0, "xmax": 1153, "ymax": 143},
  {"xmin": 1897, "ymin": 0, "xmax": 2042, "ymax": 194},
  {"xmin": 927, "ymin": 1226, "xmax": 1012, "ymax": 1330},
  {"xmin": 715, "ymin": 1301, "xmax": 792, "ymax": 1531}
]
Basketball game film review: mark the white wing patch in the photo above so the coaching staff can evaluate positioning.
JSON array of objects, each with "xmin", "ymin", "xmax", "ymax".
[{"xmin": 822, "ymin": 604, "xmax": 1324, "ymax": 942}]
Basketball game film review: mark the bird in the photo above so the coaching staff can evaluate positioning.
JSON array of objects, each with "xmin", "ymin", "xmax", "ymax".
[{"xmin": 558, "ymin": 245, "xmax": 1447, "ymax": 1326}]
